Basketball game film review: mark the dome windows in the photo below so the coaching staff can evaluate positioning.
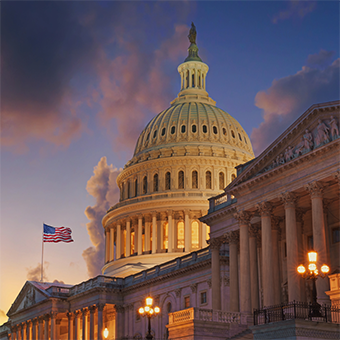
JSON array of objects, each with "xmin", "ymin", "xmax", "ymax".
[
  {"xmin": 213, "ymin": 126, "xmax": 218, "ymax": 134},
  {"xmin": 206, "ymin": 171, "xmax": 212, "ymax": 189},
  {"xmin": 192, "ymin": 124, "xmax": 197, "ymax": 133},
  {"xmin": 231, "ymin": 130, "xmax": 235, "ymax": 138},
  {"xmin": 192, "ymin": 170, "xmax": 198, "ymax": 189},
  {"xmin": 153, "ymin": 174, "xmax": 159, "ymax": 192},
  {"xmin": 244, "ymin": 137, "xmax": 247, "ymax": 144},
  {"xmin": 142, "ymin": 176, "xmax": 147, "ymax": 194},
  {"xmin": 219, "ymin": 172, "xmax": 225, "ymax": 190},
  {"xmin": 161, "ymin": 127, "xmax": 166, "ymax": 136},
  {"xmin": 165, "ymin": 172, "xmax": 171, "ymax": 190},
  {"xmin": 238, "ymin": 133, "xmax": 242, "ymax": 141},
  {"xmin": 134, "ymin": 179, "xmax": 138, "ymax": 197},
  {"xmin": 146, "ymin": 132, "xmax": 150, "ymax": 140},
  {"xmin": 181, "ymin": 125, "xmax": 186, "ymax": 133},
  {"xmin": 178, "ymin": 171, "xmax": 184, "ymax": 189},
  {"xmin": 222, "ymin": 128, "xmax": 227, "ymax": 136},
  {"xmin": 153, "ymin": 130, "xmax": 158, "ymax": 138},
  {"xmin": 171, "ymin": 126, "xmax": 176, "ymax": 134},
  {"xmin": 202, "ymin": 125, "xmax": 208, "ymax": 133}
]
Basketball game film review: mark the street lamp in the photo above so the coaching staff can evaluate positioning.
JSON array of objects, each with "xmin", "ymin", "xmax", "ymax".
[
  {"xmin": 297, "ymin": 250, "xmax": 330, "ymax": 317},
  {"xmin": 138, "ymin": 297, "xmax": 160, "ymax": 340},
  {"xmin": 103, "ymin": 327, "xmax": 109, "ymax": 339}
]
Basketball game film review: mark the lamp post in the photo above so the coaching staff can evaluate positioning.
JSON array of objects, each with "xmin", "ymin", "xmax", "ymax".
[
  {"xmin": 138, "ymin": 297, "xmax": 160, "ymax": 340},
  {"xmin": 297, "ymin": 250, "xmax": 330, "ymax": 317}
]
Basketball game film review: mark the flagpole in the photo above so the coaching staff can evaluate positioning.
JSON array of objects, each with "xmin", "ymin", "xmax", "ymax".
[{"xmin": 41, "ymin": 223, "xmax": 44, "ymax": 282}]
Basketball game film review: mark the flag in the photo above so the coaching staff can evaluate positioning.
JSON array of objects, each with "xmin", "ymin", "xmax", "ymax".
[{"xmin": 43, "ymin": 224, "xmax": 74, "ymax": 243}]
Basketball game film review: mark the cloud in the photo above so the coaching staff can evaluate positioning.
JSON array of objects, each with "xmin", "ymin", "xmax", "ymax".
[
  {"xmin": 83, "ymin": 157, "xmax": 121, "ymax": 277},
  {"xmin": 251, "ymin": 57, "xmax": 339, "ymax": 155},
  {"xmin": 306, "ymin": 49, "xmax": 336, "ymax": 68},
  {"xmin": 1, "ymin": 2, "xmax": 191, "ymax": 154},
  {"xmin": 26, "ymin": 262, "xmax": 49, "ymax": 282},
  {"xmin": 272, "ymin": 1, "xmax": 316, "ymax": 24}
]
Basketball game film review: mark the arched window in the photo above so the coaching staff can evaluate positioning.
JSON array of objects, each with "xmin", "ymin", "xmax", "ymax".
[
  {"xmin": 222, "ymin": 128, "xmax": 227, "ymax": 136},
  {"xmin": 231, "ymin": 130, "xmax": 235, "ymax": 138},
  {"xmin": 121, "ymin": 182, "xmax": 124, "ymax": 200},
  {"xmin": 153, "ymin": 130, "xmax": 157, "ymax": 138},
  {"xmin": 167, "ymin": 302, "xmax": 172, "ymax": 313},
  {"xmin": 186, "ymin": 71, "xmax": 189, "ymax": 88},
  {"xmin": 177, "ymin": 221, "xmax": 184, "ymax": 248},
  {"xmin": 238, "ymin": 133, "xmax": 242, "ymax": 141},
  {"xmin": 127, "ymin": 180, "xmax": 130, "ymax": 199},
  {"xmin": 178, "ymin": 171, "xmax": 184, "ymax": 189},
  {"xmin": 134, "ymin": 179, "xmax": 138, "ymax": 197},
  {"xmin": 191, "ymin": 221, "xmax": 199, "ymax": 249},
  {"xmin": 192, "ymin": 73, "xmax": 195, "ymax": 87},
  {"xmin": 143, "ymin": 176, "xmax": 147, "ymax": 194},
  {"xmin": 192, "ymin": 170, "xmax": 198, "ymax": 189},
  {"xmin": 161, "ymin": 127, "xmax": 166, "ymax": 136},
  {"xmin": 202, "ymin": 125, "xmax": 207, "ymax": 133},
  {"xmin": 219, "ymin": 172, "xmax": 225, "ymax": 190},
  {"xmin": 206, "ymin": 171, "xmax": 212, "ymax": 189},
  {"xmin": 163, "ymin": 222, "xmax": 168, "ymax": 249},
  {"xmin": 165, "ymin": 172, "xmax": 171, "ymax": 190},
  {"xmin": 213, "ymin": 126, "xmax": 218, "ymax": 134},
  {"xmin": 153, "ymin": 174, "xmax": 158, "ymax": 192},
  {"xmin": 231, "ymin": 174, "xmax": 236, "ymax": 181},
  {"xmin": 181, "ymin": 125, "xmax": 186, "ymax": 133},
  {"xmin": 244, "ymin": 137, "xmax": 247, "ymax": 144},
  {"xmin": 171, "ymin": 126, "xmax": 176, "ymax": 134},
  {"xmin": 192, "ymin": 124, "xmax": 197, "ymax": 133}
]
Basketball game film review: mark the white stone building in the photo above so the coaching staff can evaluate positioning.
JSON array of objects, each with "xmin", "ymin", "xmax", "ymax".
[{"xmin": 1, "ymin": 26, "xmax": 339, "ymax": 340}]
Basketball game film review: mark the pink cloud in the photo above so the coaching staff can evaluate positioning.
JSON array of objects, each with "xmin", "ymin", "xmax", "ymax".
[
  {"xmin": 251, "ymin": 56, "xmax": 339, "ymax": 155},
  {"xmin": 272, "ymin": 1, "xmax": 316, "ymax": 24}
]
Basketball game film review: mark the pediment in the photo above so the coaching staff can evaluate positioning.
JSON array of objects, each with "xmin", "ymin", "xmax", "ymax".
[
  {"xmin": 228, "ymin": 101, "xmax": 340, "ymax": 191},
  {"xmin": 8, "ymin": 282, "xmax": 49, "ymax": 316}
]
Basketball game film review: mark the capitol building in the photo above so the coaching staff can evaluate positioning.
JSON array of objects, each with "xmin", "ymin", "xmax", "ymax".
[{"xmin": 1, "ymin": 25, "xmax": 339, "ymax": 340}]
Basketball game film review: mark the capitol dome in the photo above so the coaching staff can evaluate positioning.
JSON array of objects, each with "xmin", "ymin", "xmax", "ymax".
[{"xmin": 102, "ymin": 24, "xmax": 254, "ymax": 278}]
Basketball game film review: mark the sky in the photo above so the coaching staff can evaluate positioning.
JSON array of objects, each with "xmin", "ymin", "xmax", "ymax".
[{"xmin": 0, "ymin": 1, "xmax": 339, "ymax": 325}]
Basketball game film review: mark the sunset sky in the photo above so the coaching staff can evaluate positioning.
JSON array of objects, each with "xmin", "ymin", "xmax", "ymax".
[{"xmin": 1, "ymin": 1, "xmax": 339, "ymax": 324}]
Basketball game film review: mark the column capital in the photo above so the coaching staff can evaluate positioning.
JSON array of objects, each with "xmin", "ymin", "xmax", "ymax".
[
  {"xmin": 175, "ymin": 288, "xmax": 182, "ymax": 297},
  {"xmin": 271, "ymin": 216, "xmax": 282, "ymax": 230},
  {"xmin": 32, "ymin": 318, "xmax": 38, "ymax": 326},
  {"xmin": 184, "ymin": 209, "xmax": 190, "ymax": 215},
  {"xmin": 305, "ymin": 181, "xmax": 323, "ymax": 198},
  {"xmin": 256, "ymin": 201, "xmax": 273, "ymax": 216},
  {"xmin": 97, "ymin": 303, "xmax": 105, "ymax": 312},
  {"xmin": 167, "ymin": 210, "xmax": 173, "ymax": 217},
  {"xmin": 248, "ymin": 224, "xmax": 259, "ymax": 237},
  {"xmin": 44, "ymin": 314, "xmax": 50, "ymax": 322},
  {"xmin": 38, "ymin": 316, "xmax": 44, "ymax": 323},
  {"xmin": 151, "ymin": 211, "xmax": 158, "ymax": 218},
  {"xmin": 160, "ymin": 211, "xmax": 167, "ymax": 220},
  {"xmin": 137, "ymin": 213, "xmax": 143, "ymax": 220},
  {"xmin": 280, "ymin": 191, "xmax": 297, "ymax": 208},
  {"xmin": 208, "ymin": 237, "xmax": 223, "ymax": 249},
  {"xmin": 74, "ymin": 310, "xmax": 82, "ymax": 317},
  {"xmin": 225, "ymin": 230, "xmax": 239, "ymax": 245},
  {"xmin": 114, "ymin": 305, "xmax": 124, "ymax": 313},
  {"xmin": 234, "ymin": 210, "xmax": 252, "ymax": 225},
  {"xmin": 144, "ymin": 214, "xmax": 152, "ymax": 223},
  {"xmin": 82, "ymin": 307, "xmax": 89, "ymax": 316},
  {"xmin": 67, "ymin": 312, "xmax": 75, "ymax": 320},
  {"xmin": 190, "ymin": 283, "xmax": 197, "ymax": 293},
  {"xmin": 89, "ymin": 305, "xmax": 97, "ymax": 314}
]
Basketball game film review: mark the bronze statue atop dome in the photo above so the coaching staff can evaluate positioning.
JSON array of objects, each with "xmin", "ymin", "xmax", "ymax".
[{"xmin": 188, "ymin": 22, "xmax": 197, "ymax": 44}]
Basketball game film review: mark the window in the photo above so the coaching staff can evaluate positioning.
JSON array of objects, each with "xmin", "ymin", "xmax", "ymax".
[
  {"xmin": 332, "ymin": 228, "xmax": 340, "ymax": 243},
  {"xmin": 231, "ymin": 130, "xmax": 235, "ymax": 138},
  {"xmin": 219, "ymin": 172, "xmax": 225, "ymax": 190},
  {"xmin": 127, "ymin": 180, "xmax": 130, "ymax": 199},
  {"xmin": 192, "ymin": 124, "xmax": 197, "ymax": 133},
  {"xmin": 153, "ymin": 130, "xmax": 157, "ymax": 138},
  {"xmin": 121, "ymin": 182, "xmax": 124, "ymax": 200},
  {"xmin": 177, "ymin": 221, "xmax": 184, "ymax": 248},
  {"xmin": 206, "ymin": 171, "xmax": 212, "ymax": 189},
  {"xmin": 202, "ymin": 125, "xmax": 207, "ymax": 133},
  {"xmin": 192, "ymin": 73, "xmax": 195, "ymax": 87},
  {"xmin": 213, "ymin": 126, "xmax": 218, "ymax": 134},
  {"xmin": 181, "ymin": 125, "xmax": 186, "ymax": 133},
  {"xmin": 222, "ymin": 128, "xmax": 227, "ymax": 136},
  {"xmin": 244, "ymin": 137, "xmax": 247, "ymax": 144},
  {"xmin": 198, "ymin": 71, "xmax": 201, "ymax": 87},
  {"xmin": 186, "ymin": 71, "xmax": 189, "ymax": 88},
  {"xmin": 165, "ymin": 172, "xmax": 171, "ymax": 190},
  {"xmin": 146, "ymin": 132, "xmax": 150, "ymax": 140},
  {"xmin": 161, "ymin": 127, "xmax": 166, "ymax": 136},
  {"xmin": 192, "ymin": 170, "xmax": 198, "ymax": 189},
  {"xmin": 163, "ymin": 222, "xmax": 168, "ymax": 249},
  {"xmin": 143, "ymin": 176, "xmax": 147, "ymax": 194},
  {"xmin": 171, "ymin": 126, "xmax": 176, "ymax": 134},
  {"xmin": 200, "ymin": 291, "xmax": 207, "ymax": 305},
  {"xmin": 153, "ymin": 174, "xmax": 158, "ymax": 192},
  {"xmin": 178, "ymin": 171, "xmax": 184, "ymax": 189},
  {"xmin": 307, "ymin": 235, "xmax": 313, "ymax": 250},
  {"xmin": 184, "ymin": 296, "xmax": 190, "ymax": 309},
  {"xmin": 238, "ymin": 133, "xmax": 242, "ymax": 141},
  {"xmin": 191, "ymin": 221, "xmax": 199, "ymax": 249},
  {"xmin": 167, "ymin": 302, "xmax": 172, "ymax": 313},
  {"xmin": 134, "ymin": 179, "xmax": 138, "ymax": 197}
]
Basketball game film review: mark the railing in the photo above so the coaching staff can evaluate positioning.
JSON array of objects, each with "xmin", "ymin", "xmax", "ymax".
[
  {"xmin": 254, "ymin": 301, "xmax": 340, "ymax": 325},
  {"xmin": 169, "ymin": 307, "xmax": 241, "ymax": 325}
]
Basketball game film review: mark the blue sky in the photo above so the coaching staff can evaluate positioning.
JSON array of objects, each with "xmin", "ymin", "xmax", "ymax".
[{"xmin": 1, "ymin": 1, "xmax": 339, "ymax": 324}]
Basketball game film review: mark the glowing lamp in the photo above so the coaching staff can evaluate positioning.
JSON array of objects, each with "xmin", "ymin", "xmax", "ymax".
[
  {"xmin": 103, "ymin": 328, "xmax": 109, "ymax": 339},
  {"xmin": 145, "ymin": 306, "xmax": 150, "ymax": 312},
  {"xmin": 308, "ymin": 251, "xmax": 317, "ymax": 263},
  {"xmin": 308, "ymin": 263, "xmax": 317, "ymax": 272},
  {"xmin": 321, "ymin": 264, "xmax": 330, "ymax": 274},
  {"xmin": 146, "ymin": 297, "xmax": 153, "ymax": 306},
  {"xmin": 154, "ymin": 306, "xmax": 160, "ymax": 314},
  {"xmin": 297, "ymin": 264, "xmax": 306, "ymax": 274},
  {"xmin": 149, "ymin": 308, "xmax": 154, "ymax": 314},
  {"xmin": 139, "ymin": 307, "xmax": 145, "ymax": 314}
]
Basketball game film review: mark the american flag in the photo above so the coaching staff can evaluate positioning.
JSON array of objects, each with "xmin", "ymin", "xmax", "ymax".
[{"xmin": 43, "ymin": 224, "xmax": 74, "ymax": 243}]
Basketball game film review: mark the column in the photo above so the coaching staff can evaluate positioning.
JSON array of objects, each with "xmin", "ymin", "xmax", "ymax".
[
  {"xmin": 20, "ymin": 323, "xmax": 24, "ymax": 340},
  {"xmin": 228, "ymin": 231, "xmax": 240, "ymax": 312},
  {"xmin": 114, "ymin": 306, "xmax": 124, "ymax": 339},
  {"xmin": 271, "ymin": 217, "xmax": 282, "ymax": 305},
  {"xmin": 97, "ymin": 303, "xmax": 105, "ymax": 340},
  {"xmin": 109, "ymin": 227, "xmax": 114, "ymax": 261},
  {"xmin": 105, "ymin": 228, "xmax": 110, "ymax": 263},
  {"xmin": 234, "ymin": 211, "xmax": 252, "ymax": 315},
  {"xmin": 145, "ymin": 215, "xmax": 151, "ymax": 251},
  {"xmin": 305, "ymin": 181, "xmax": 330, "ymax": 304},
  {"xmin": 126, "ymin": 219, "xmax": 131, "ymax": 257},
  {"xmin": 89, "ymin": 306, "xmax": 96, "ymax": 340},
  {"xmin": 152, "ymin": 212, "xmax": 157, "ymax": 254},
  {"xmin": 256, "ymin": 201, "xmax": 275, "ymax": 307},
  {"xmin": 168, "ymin": 210, "xmax": 173, "ymax": 252},
  {"xmin": 74, "ymin": 310, "xmax": 81, "ymax": 340},
  {"xmin": 296, "ymin": 209, "xmax": 307, "ymax": 302},
  {"xmin": 50, "ymin": 312, "xmax": 56, "ymax": 340},
  {"xmin": 44, "ymin": 315, "xmax": 49, "ymax": 340},
  {"xmin": 32, "ymin": 319, "xmax": 37, "ymax": 340},
  {"xmin": 281, "ymin": 192, "xmax": 300, "ymax": 302},
  {"xmin": 116, "ymin": 223, "xmax": 121, "ymax": 259},
  {"xmin": 11, "ymin": 327, "xmax": 17, "ymax": 340},
  {"xmin": 23, "ymin": 322, "xmax": 28, "ymax": 340},
  {"xmin": 55, "ymin": 319, "xmax": 61, "ymax": 340},
  {"xmin": 133, "ymin": 220, "xmax": 138, "ymax": 254},
  {"xmin": 82, "ymin": 308, "xmax": 88, "ymax": 340},
  {"xmin": 160, "ymin": 212, "xmax": 167, "ymax": 249},
  {"xmin": 67, "ymin": 312, "xmax": 74, "ymax": 340},
  {"xmin": 37, "ymin": 317, "xmax": 43, "ymax": 340},
  {"xmin": 249, "ymin": 224, "xmax": 260, "ymax": 311},
  {"xmin": 138, "ymin": 215, "xmax": 143, "ymax": 255},
  {"xmin": 209, "ymin": 237, "xmax": 222, "ymax": 310},
  {"xmin": 194, "ymin": 69, "xmax": 198, "ymax": 88},
  {"xmin": 184, "ymin": 210, "xmax": 190, "ymax": 252}
]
